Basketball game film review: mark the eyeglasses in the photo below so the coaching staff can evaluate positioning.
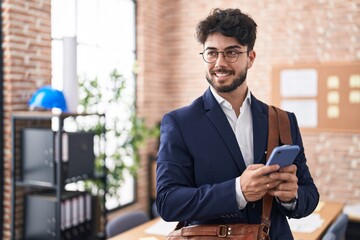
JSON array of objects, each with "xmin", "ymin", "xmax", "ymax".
[{"xmin": 199, "ymin": 49, "xmax": 248, "ymax": 63}]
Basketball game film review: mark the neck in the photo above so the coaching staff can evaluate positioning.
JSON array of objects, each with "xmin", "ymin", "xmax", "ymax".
[{"xmin": 218, "ymin": 85, "xmax": 248, "ymax": 116}]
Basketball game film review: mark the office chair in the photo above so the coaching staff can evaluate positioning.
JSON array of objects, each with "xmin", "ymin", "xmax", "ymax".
[
  {"xmin": 152, "ymin": 201, "xmax": 159, "ymax": 218},
  {"xmin": 324, "ymin": 213, "xmax": 349, "ymax": 240},
  {"xmin": 322, "ymin": 231, "xmax": 336, "ymax": 240},
  {"xmin": 106, "ymin": 210, "xmax": 150, "ymax": 238}
]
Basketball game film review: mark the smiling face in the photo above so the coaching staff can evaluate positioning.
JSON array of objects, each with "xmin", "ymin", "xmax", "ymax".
[{"xmin": 204, "ymin": 33, "xmax": 256, "ymax": 94}]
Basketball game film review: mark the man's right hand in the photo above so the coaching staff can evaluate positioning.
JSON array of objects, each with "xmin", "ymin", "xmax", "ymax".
[{"xmin": 240, "ymin": 164, "xmax": 281, "ymax": 202}]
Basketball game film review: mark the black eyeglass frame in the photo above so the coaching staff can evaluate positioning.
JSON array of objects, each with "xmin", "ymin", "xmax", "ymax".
[{"xmin": 199, "ymin": 49, "xmax": 249, "ymax": 63}]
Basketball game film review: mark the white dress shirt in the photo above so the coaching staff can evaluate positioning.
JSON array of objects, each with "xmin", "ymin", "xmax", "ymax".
[
  {"xmin": 210, "ymin": 87, "xmax": 297, "ymax": 210},
  {"xmin": 210, "ymin": 87, "xmax": 252, "ymax": 209}
]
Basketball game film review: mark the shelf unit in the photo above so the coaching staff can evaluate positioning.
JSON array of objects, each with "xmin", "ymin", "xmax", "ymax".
[{"xmin": 11, "ymin": 111, "xmax": 107, "ymax": 240}]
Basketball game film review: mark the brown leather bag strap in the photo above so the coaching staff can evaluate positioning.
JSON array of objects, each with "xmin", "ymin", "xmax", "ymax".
[
  {"xmin": 266, "ymin": 106, "xmax": 280, "ymax": 162},
  {"xmin": 178, "ymin": 223, "xmax": 261, "ymax": 237},
  {"xmin": 261, "ymin": 106, "xmax": 292, "ymax": 232},
  {"xmin": 273, "ymin": 106, "xmax": 292, "ymax": 145},
  {"xmin": 261, "ymin": 106, "xmax": 278, "ymax": 231}
]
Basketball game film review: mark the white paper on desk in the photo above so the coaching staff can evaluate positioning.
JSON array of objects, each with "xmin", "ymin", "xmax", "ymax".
[
  {"xmin": 145, "ymin": 219, "xmax": 178, "ymax": 236},
  {"xmin": 288, "ymin": 213, "xmax": 324, "ymax": 233},
  {"xmin": 343, "ymin": 204, "xmax": 360, "ymax": 219}
]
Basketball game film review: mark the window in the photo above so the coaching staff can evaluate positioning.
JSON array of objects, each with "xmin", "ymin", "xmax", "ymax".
[{"xmin": 51, "ymin": 0, "xmax": 136, "ymax": 210}]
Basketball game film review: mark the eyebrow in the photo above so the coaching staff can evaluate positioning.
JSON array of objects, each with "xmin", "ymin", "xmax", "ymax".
[{"xmin": 205, "ymin": 45, "xmax": 243, "ymax": 50}]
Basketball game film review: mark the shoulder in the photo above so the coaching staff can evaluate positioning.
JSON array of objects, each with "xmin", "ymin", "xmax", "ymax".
[
  {"xmin": 165, "ymin": 94, "xmax": 207, "ymax": 121},
  {"xmin": 251, "ymin": 94, "xmax": 300, "ymax": 136},
  {"xmin": 165, "ymin": 87, "xmax": 220, "ymax": 118},
  {"xmin": 250, "ymin": 93, "xmax": 269, "ymax": 116}
]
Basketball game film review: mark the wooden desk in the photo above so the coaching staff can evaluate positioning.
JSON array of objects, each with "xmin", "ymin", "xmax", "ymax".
[
  {"xmin": 110, "ymin": 201, "xmax": 344, "ymax": 240},
  {"xmin": 292, "ymin": 201, "xmax": 344, "ymax": 240},
  {"xmin": 109, "ymin": 217, "xmax": 168, "ymax": 240}
]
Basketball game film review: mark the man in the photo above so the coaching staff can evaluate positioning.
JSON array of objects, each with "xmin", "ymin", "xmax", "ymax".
[{"xmin": 156, "ymin": 8, "xmax": 319, "ymax": 239}]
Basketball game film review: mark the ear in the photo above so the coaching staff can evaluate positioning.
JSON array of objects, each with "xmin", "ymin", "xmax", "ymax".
[{"xmin": 247, "ymin": 50, "xmax": 256, "ymax": 69}]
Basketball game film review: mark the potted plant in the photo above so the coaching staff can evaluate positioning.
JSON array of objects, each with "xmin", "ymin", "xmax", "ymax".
[{"xmin": 77, "ymin": 68, "xmax": 159, "ymax": 210}]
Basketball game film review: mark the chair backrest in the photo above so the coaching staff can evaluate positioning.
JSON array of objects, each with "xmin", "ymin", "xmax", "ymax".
[
  {"xmin": 326, "ymin": 213, "xmax": 349, "ymax": 240},
  {"xmin": 322, "ymin": 231, "xmax": 336, "ymax": 240},
  {"xmin": 106, "ymin": 210, "xmax": 150, "ymax": 238},
  {"xmin": 152, "ymin": 201, "xmax": 159, "ymax": 218}
]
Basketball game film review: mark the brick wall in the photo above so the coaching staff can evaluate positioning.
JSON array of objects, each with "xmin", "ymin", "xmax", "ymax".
[
  {"xmin": 136, "ymin": 0, "xmax": 360, "ymax": 211},
  {"xmin": 303, "ymin": 132, "xmax": 360, "ymax": 202},
  {"xmin": 2, "ymin": 0, "xmax": 52, "ymax": 239},
  {"xmin": 2, "ymin": 0, "xmax": 360, "ymax": 238}
]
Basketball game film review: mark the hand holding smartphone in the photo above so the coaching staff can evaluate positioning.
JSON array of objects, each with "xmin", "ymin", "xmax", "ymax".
[{"xmin": 266, "ymin": 145, "xmax": 300, "ymax": 168}]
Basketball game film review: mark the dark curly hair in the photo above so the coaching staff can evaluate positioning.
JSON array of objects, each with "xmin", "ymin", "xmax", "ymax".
[{"xmin": 196, "ymin": 8, "xmax": 257, "ymax": 50}]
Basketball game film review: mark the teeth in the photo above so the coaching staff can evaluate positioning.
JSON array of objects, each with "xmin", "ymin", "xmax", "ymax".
[{"xmin": 216, "ymin": 72, "xmax": 230, "ymax": 77}]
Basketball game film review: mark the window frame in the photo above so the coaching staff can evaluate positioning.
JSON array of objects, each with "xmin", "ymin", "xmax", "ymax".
[{"xmin": 51, "ymin": 0, "xmax": 138, "ymax": 212}]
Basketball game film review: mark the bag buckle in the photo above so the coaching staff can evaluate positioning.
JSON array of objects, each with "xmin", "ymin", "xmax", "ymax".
[
  {"xmin": 260, "ymin": 222, "xmax": 270, "ymax": 236},
  {"xmin": 217, "ymin": 225, "xmax": 230, "ymax": 237}
]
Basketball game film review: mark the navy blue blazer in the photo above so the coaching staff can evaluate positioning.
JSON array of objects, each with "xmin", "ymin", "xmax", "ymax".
[{"xmin": 156, "ymin": 88, "xmax": 319, "ymax": 239}]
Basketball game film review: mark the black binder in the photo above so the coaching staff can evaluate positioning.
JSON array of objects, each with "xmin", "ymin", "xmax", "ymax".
[
  {"xmin": 24, "ymin": 191, "xmax": 93, "ymax": 240},
  {"xmin": 22, "ymin": 128, "xmax": 95, "ymax": 185}
]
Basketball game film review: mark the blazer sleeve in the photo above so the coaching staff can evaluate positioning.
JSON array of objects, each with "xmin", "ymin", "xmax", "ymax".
[
  {"xmin": 278, "ymin": 112, "xmax": 320, "ymax": 218},
  {"xmin": 156, "ymin": 113, "xmax": 243, "ymax": 222}
]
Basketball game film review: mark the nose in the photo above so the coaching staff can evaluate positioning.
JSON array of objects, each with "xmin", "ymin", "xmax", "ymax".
[{"xmin": 215, "ymin": 52, "xmax": 227, "ymax": 67}]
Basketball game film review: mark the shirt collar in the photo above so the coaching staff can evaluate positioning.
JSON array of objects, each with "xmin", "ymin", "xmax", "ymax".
[{"xmin": 210, "ymin": 86, "xmax": 252, "ymax": 109}]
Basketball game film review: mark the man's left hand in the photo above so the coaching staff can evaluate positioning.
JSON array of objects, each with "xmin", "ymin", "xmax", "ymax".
[{"xmin": 267, "ymin": 164, "xmax": 298, "ymax": 202}]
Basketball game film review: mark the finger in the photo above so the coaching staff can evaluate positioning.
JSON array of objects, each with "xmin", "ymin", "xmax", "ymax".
[
  {"xmin": 269, "ymin": 171, "xmax": 297, "ymax": 183},
  {"xmin": 273, "ymin": 182, "xmax": 297, "ymax": 191},
  {"xmin": 266, "ymin": 180, "xmax": 282, "ymax": 189},
  {"xmin": 279, "ymin": 164, "xmax": 297, "ymax": 173},
  {"xmin": 259, "ymin": 164, "xmax": 280, "ymax": 176},
  {"xmin": 246, "ymin": 164, "xmax": 266, "ymax": 170},
  {"xmin": 269, "ymin": 180, "xmax": 298, "ymax": 199}
]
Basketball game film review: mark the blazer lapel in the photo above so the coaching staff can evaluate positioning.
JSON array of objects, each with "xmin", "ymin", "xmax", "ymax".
[
  {"xmin": 251, "ymin": 95, "xmax": 268, "ymax": 164},
  {"xmin": 203, "ymin": 88, "xmax": 247, "ymax": 172}
]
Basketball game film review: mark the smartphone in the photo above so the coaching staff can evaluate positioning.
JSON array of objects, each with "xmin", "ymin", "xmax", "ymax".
[{"xmin": 266, "ymin": 145, "xmax": 300, "ymax": 168}]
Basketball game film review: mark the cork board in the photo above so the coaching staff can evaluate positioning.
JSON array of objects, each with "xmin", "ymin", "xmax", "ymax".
[{"xmin": 272, "ymin": 62, "xmax": 360, "ymax": 132}]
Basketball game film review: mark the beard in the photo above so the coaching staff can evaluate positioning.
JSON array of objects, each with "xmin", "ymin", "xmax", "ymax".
[{"xmin": 206, "ymin": 66, "xmax": 248, "ymax": 93}]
